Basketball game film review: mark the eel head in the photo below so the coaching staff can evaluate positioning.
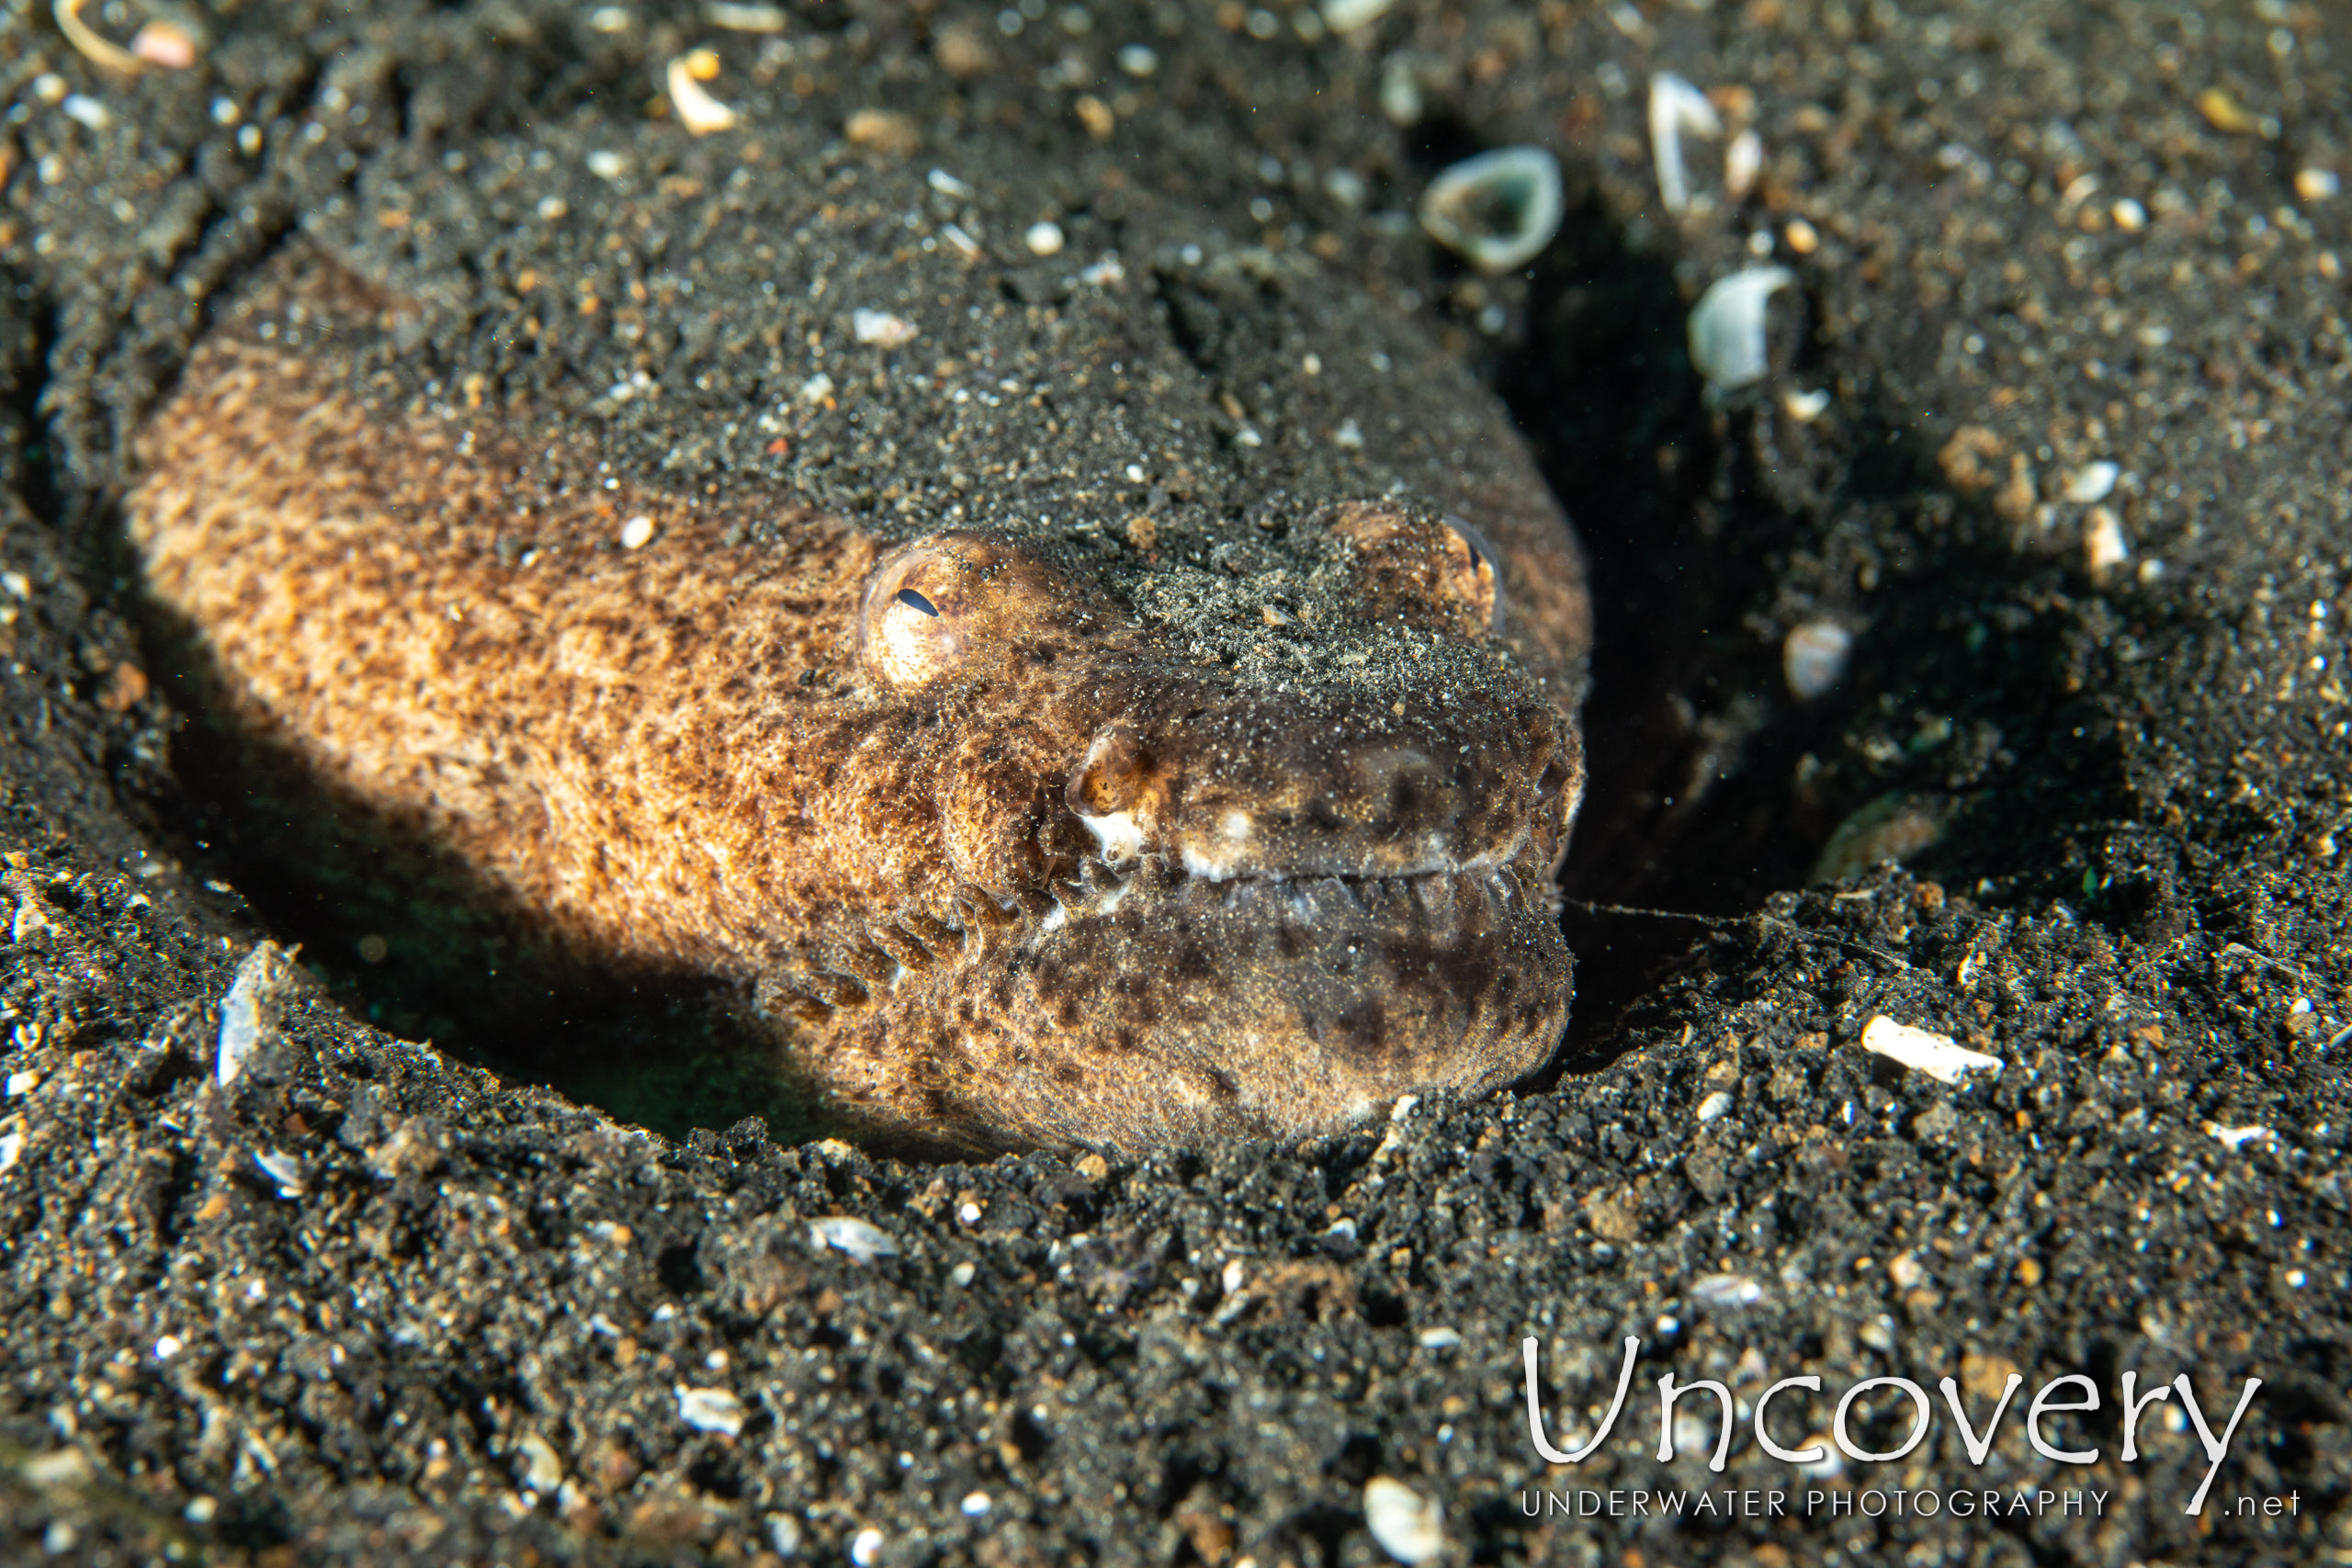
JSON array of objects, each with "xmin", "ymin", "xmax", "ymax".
[{"xmin": 784, "ymin": 502, "xmax": 1582, "ymax": 1153}]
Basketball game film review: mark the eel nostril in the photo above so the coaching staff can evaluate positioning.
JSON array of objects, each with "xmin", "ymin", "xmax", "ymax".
[
  {"xmin": 1536, "ymin": 758, "xmax": 1567, "ymax": 802},
  {"xmin": 1066, "ymin": 725, "xmax": 1147, "ymax": 818}
]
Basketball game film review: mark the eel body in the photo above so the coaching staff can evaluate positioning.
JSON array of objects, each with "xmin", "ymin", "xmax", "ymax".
[{"xmin": 131, "ymin": 218, "xmax": 1591, "ymax": 1151}]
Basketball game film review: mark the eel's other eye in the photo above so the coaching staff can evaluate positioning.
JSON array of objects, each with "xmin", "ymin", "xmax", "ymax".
[{"xmin": 1441, "ymin": 513, "xmax": 1505, "ymax": 634}]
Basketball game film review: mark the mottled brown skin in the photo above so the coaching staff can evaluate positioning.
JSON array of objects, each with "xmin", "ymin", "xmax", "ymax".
[{"xmin": 130, "ymin": 271, "xmax": 1592, "ymax": 1153}]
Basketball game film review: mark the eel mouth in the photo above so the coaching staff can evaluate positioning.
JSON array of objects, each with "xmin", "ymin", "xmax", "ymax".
[{"xmin": 837, "ymin": 847, "xmax": 1572, "ymax": 1152}]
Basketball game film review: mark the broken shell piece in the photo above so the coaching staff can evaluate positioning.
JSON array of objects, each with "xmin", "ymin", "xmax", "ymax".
[
  {"xmin": 675, "ymin": 1385, "xmax": 746, "ymax": 1436},
  {"xmin": 2084, "ymin": 506, "xmax": 2128, "ymax": 573},
  {"xmin": 2063, "ymin": 460, "xmax": 2119, "ymax": 503},
  {"xmin": 2207, "ymin": 1122, "xmax": 2272, "ymax": 1150},
  {"xmin": 808, "ymin": 1214, "xmax": 899, "ymax": 1261},
  {"xmin": 1724, "ymin": 128, "xmax": 1763, "ymax": 203},
  {"xmin": 705, "ymin": 0, "xmax": 787, "ymax": 30},
  {"xmin": 217, "ymin": 940, "xmax": 300, "ymax": 1088},
  {"xmin": 1689, "ymin": 265, "xmax": 1794, "ymax": 399},
  {"xmin": 1860, "ymin": 1015, "xmax": 2000, "ymax": 1085},
  {"xmin": 1689, "ymin": 1272, "xmax": 1763, "ymax": 1308},
  {"xmin": 852, "ymin": 309, "xmax": 919, "ymax": 347},
  {"xmin": 1649, "ymin": 73, "xmax": 1723, "ymax": 214},
  {"xmin": 55, "ymin": 0, "xmax": 141, "ymax": 73},
  {"xmin": 667, "ymin": 54, "xmax": 740, "ymax": 134},
  {"xmin": 1419, "ymin": 147, "xmax": 1563, "ymax": 275},
  {"xmin": 1320, "ymin": 0, "xmax": 1394, "ymax": 33},
  {"xmin": 1781, "ymin": 618, "xmax": 1850, "ymax": 700},
  {"xmin": 1363, "ymin": 1477, "xmax": 1444, "ymax": 1565},
  {"xmin": 1782, "ymin": 387, "xmax": 1831, "ymax": 422}
]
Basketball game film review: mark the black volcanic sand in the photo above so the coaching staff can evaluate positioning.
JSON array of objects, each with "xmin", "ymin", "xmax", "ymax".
[{"xmin": 2, "ymin": 0, "xmax": 2348, "ymax": 1562}]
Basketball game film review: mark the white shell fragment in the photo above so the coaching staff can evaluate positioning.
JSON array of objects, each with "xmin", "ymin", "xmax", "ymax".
[
  {"xmin": 808, "ymin": 1215, "xmax": 900, "ymax": 1262},
  {"xmin": 852, "ymin": 309, "xmax": 919, "ymax": 347},
  {"xmin": 514, "ymin": 1432, "xmax": 563, "ymax": 1494},
  {"xmin": 1363, "ymin": 1477, "xmax": 1444, "ymax": 1564},
  {"xmin": 2064, "ymin": 460, "xmax": 2120, "ymax": 503},
  {"xmin": 666, "ymin": 55, "xmax": 739, "ymax": 134},
  {"xmin": 1415, "ymin": 1326, "xmax": 1462, "ymax": 1350},
  {"xmin": 1320, "ymin": 0, "xmax": 1395, "ymax": 32},
  {"xmin": 619, "ymin": 515, "xmax": 656, "ymax": 550},
  {"xmin": 253, "ymin": 1148, "xmax": 308, "ymax": 1197},
  {"xmin": 1781, "ymin": 619, "xmax": 1852, "ymax": 700},
  {"xmin": 1689, "ymin": 1272, "xmax": 1763, "ymax": 1308},
  {"xmin": 217, "ymin": 941, "xmax": 296, "ymax": 1087},
  {"xmin": 1648, "ymin": 73, "xmax": 1723, "ymax": 214},
  {"xmin": 1419, "ymin": 147, "xmax": 1563, "ymax": 275},
  {"xmin": 675, "ymin": 1385, "xmax": 746, "ymax": 1436},
  {"xmin": 1696, "ymin": 1089, "xmax": 1734, "ymax": 1122},
  {"xmin": 1689, "ymin": 266, "xmax": 1794, "ymax": 399},
  {"xmin": 0, "ymin": 1132, "xmax": 22, "ymax": 1175},
  {"xmin": 2208, "ymin": 1123, "xmax": 2273, "ymax": 1150},
  {"xmin": 1860, "ymin": 1016, "xmax": 2001, "ymax": 1086},
  {"xmin": 1724, "ymin": 128, "xmax": 1764, "ymax": 202},
  {"xmin": 2084, "ymin": 507, "xmax": 2129, "ymax": 573},
  {"xmin": 705, "ymin": 1, "xmax": 788, "ymax": 31},
  {"xmin": 1782, "ymin": 387, "xmax": 1831, "ymax": 422}
]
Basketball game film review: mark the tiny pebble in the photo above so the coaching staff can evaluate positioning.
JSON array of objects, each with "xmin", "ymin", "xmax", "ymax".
[
  {"xmin": 851, "ymin": 1527, "xmax": 885, "ymax": 1566},
  {"xmin": 619, "ymin": 515, "xmax": 656, "ymax": 549},
  {"xmin": 62, "ymin": 95, "xmax": 110, "ymax": 131},
  {"xmin": 1415, "ymin": 1326, "xmax": 1462, "ymax": 1349},
  {"xmin": 1696, "ymin": 1089, "xmax": 1734, "ymax": 1122},
  {"xmin": 1024, "ymin": 220, "xmax": 1066, "ymax": 255},
  {"xmin": 2111, "ymin": 197, "xmax": 2147, "ymax": 231},
  {"xmin": 153, "ymin": 1335, "xmax": 184, "ymax": 1359},
  {"xmin": 2295, "ymin": 168, "xmax": 2340, "ymax": 202},
  {"xmin": 960, "ymin": 1491, "xmax": 992, "ymax": 1516},
  {"xmin": 1117, "ymin": 43, "xmax": 1159, "ymax": 74}
]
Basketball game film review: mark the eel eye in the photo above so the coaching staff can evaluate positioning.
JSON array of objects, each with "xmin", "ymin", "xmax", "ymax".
[
  {"xmin": 857, "ymin": 531, "xmax": 1100, "ymax": 689},
  {"xmin": 859, "ymin": 546, "xmax": 970, "ymax": 687},
  {"xmin": 1441, "ymin": 513, "xmax": 1505, "ymax": 634}
]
